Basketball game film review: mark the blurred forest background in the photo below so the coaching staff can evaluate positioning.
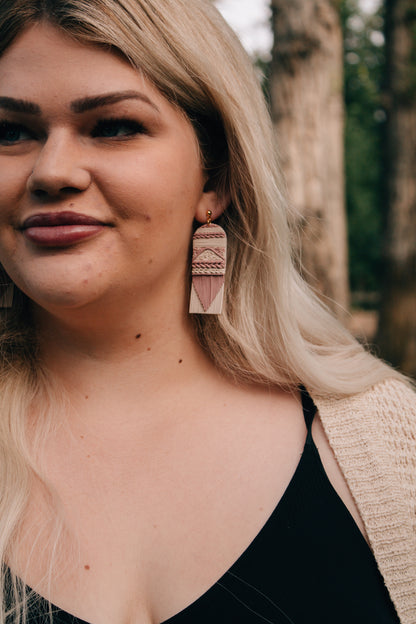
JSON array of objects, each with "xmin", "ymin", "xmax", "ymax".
[{"xmin": 215, "ymin": 0, "xmax": 416, "ymax": 377}]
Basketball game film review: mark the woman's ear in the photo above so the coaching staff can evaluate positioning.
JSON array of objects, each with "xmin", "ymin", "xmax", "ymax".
[{"xmin": 194, "ymin": 189, "xmax": 230, "ymax": 224}]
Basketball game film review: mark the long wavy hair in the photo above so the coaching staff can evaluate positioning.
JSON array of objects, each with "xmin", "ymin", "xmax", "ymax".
[{"xmin": 0, "ymin": 0, "xmax": 402, "ymax": 621}]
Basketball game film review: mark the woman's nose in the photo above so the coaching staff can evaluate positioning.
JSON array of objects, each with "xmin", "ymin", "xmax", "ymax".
[{"xmin": 27, "ymin": 131, "xmax": 92, "ymax": 198}]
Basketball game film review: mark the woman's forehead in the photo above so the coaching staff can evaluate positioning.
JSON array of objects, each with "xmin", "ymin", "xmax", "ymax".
[{"xmin": 0, "ymin": 23, "xmax": 157, "ymax": 105}]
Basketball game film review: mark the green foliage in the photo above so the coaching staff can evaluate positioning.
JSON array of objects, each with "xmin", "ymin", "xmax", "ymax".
[{"xmin": 341, "ymin": 0, "xmax": 386, "ymax": 296}]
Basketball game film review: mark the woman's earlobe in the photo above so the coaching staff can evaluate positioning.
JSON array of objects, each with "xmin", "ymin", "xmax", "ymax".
[{"xmin": 194, "ymin": 189, "xmax": 229, "ymax": 224}]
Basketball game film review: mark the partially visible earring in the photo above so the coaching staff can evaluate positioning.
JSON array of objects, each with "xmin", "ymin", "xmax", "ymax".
[
  {"xmin": 189, "ymin": 210, "xmax": 227, "ymax": 315},
  {"xmin": 0, "ymin": 266, "xmax": 14, "ymax": 308}
]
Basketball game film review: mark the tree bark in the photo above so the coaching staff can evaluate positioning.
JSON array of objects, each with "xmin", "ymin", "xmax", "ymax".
[
  {"xmin": 376, "ymin": 0, "xmax": 416, "ymax": 376},
  {"xmin": 270, "ymin": 0, "xmax": 349, "ymax": 319}
]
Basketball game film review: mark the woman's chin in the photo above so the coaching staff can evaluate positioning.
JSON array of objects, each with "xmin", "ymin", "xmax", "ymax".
[{"xmin": 19, "ymin": 283, "xmax": 108, "ymax": 314}]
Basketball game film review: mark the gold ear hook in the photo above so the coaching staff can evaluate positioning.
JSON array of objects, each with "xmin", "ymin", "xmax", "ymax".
[{"xmin": 206, "ymin": 210, "xmax": 213, "ymax": 225}]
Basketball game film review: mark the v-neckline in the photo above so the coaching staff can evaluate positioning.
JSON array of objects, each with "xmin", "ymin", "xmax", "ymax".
[
  {"xmin": 19, "ymin": 443, "xmax": 312, "ymax": 624},
  {"xmin": 10, "ymin": 391, "xmax": 326, "ymax": 624}
]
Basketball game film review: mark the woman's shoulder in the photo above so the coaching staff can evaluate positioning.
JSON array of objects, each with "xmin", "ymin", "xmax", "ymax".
[
  {"xmin": 308, "ymin": 376, "xmax": 416, "ymax": 515},
  {"xmin": 309, "ymin": 377, "xmax": 416, "ymax": 477},
  {"xmin": 309, "ymin": 377, "xmax": 416, "ymax": 528},
  {"xmin": 311, "ymin": 377, "xmax": 416, "ymax": 429},
  {"xmin": 310, "ymin": 377, "xmax": 416, "ymax": 623}
]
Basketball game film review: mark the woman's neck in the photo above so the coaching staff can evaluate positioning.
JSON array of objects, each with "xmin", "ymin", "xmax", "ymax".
[{"xmin": 32, "ymin": 295, "xmax": 212, "ymax": 412}]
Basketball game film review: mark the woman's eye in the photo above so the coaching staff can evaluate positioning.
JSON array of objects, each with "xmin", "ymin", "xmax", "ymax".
[
  {"xmin": 92, "ymin": 119, "xmax": 147, "ymax": 139},
  {"xmin": 0, "ymin": 122, "xmax": 33, "ymax": 144}
]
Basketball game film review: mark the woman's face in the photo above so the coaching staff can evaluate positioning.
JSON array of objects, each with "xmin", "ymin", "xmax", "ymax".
[{"xmin": 0, "ymin": 22, "xmax": 219, "ymax": 314}]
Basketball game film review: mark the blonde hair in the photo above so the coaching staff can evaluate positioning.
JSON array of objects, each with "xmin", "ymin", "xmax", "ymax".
[{"xmin": 0, "ymin": 0, "xmax": 404, "ymax": 621}]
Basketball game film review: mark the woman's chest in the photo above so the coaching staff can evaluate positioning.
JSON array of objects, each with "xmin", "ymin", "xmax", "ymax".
[{"xmin": 11, "ymin": 400, "xmax": 307, "ymax": 624}]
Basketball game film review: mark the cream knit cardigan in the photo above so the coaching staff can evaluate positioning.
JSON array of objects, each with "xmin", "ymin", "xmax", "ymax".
[{"xmin": 311, "ymin": 378, "xmax": 416, "ymax": 624}]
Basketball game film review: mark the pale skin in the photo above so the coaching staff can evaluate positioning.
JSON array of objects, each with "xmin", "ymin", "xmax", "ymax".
[{"xmin": 0, "ymin": 22, "xmax": 367, "ymax": 624}]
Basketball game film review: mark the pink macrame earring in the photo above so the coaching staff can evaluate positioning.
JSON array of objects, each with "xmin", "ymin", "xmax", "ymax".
[
  {"xmin": 189, "ymin": 210, "xmax": 227, "ymax": 315},
  {"xmin": 0, "ymin": 266, "xmax": 14, "ymax": 308}
]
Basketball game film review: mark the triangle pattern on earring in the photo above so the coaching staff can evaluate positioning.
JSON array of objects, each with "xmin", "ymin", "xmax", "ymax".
[{"xmin": 192, "ymin": 275, "xmax": 224, "ymax": 313}]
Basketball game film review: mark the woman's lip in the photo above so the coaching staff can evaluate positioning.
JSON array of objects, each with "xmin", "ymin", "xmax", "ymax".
[
  {"xmin": 23, "ymin": 225, "xmax": 106, "ymax": 247},
  {"xmin": 21, "ymin": 211, "xmax": 105, "ymax": 229},
  {"xmin": 20, "ymin": 211, "xmax": 108, "ymax": 247}
]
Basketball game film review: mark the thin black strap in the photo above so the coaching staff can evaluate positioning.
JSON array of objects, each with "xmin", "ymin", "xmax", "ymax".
[{"xmin": 300, "ymin": 387, "xmax": 317, "ymax": 445}]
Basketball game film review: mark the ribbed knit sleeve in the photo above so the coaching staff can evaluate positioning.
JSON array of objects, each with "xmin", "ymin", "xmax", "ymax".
[{"xmin": 312, "ymin": 379, "xmax": 416, "ymax": 624}]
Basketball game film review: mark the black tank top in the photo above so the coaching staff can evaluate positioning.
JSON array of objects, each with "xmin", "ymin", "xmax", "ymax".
[{"xmin": 14, "ymin": 391, "xmax": 401, "ymax": 623}]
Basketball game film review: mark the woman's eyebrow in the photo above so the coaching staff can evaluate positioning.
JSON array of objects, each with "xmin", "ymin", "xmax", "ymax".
[
  {"xmin": 70, "ymin": 90, "xmax": 161, "ymax": 113},
  {"xmin": 0, "ymin": 91, "xmax": 160, "ymax": 116},
  {"xmin": 0, "ymin": 97, "xmax": 41, "ymax": 115}
]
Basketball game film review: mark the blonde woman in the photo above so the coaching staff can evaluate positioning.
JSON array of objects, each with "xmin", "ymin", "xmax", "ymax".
[{"xmin": 0, "ymin": 1, "xmax": 414, "ymax": 623}]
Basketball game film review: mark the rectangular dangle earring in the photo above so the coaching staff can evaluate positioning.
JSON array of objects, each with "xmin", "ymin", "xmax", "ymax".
[{"xmin": 189, "ymin": 210, "xmax": 227, "ymax": 315}]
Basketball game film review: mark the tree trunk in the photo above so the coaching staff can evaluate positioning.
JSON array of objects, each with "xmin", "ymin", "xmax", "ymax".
[
  {"xmin": 376, "ymin": 0, "xmax": 416, "ymax": 376},
  {"xmin": 270, "ymin": 0, "xmax": 349, "ymax": 319}
]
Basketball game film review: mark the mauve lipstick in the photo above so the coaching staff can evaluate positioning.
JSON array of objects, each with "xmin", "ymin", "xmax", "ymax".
[{"xmin": 21, "ymin": 211, "xmax": 106, "ymax": 247}]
